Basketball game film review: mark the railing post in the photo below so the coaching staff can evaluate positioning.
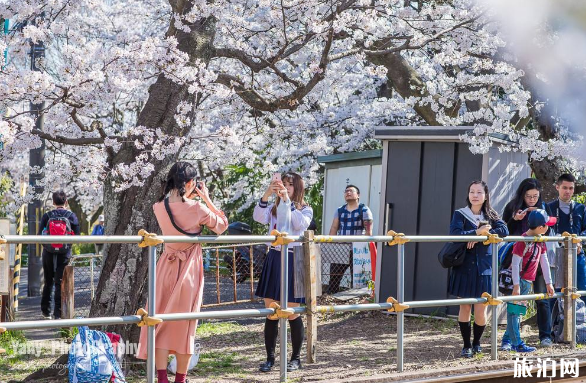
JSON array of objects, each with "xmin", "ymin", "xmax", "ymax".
[
  {"xmin": 90, "ymin": 256, "xmax": 95, "ymax": 300},
  {"xmin": 232, "ymin": 247, "xmax": 237, "ymax": 302},
  {"xmin": 280, "ymin": 243, "xmax": 289, "ymax": 383},
  {"xmin": 147, "ymin": 245, "xmax": 157, "ymax": 383},
  {"xmin": 216, "ymin": 249, "xmax": 220, "ymax": 304},
  {"xmin": 572, "ymin": 238, "xmax": 578, "ymax": 349},
  {"xmin": 396, "ymin": 243, "xmax": 405, "ymax": 372},
  {"xmin": 250, "ymin": 245, "xmax": 254, "ymax": 301},
  {"xmin": 563, "ymin": 235, "xmax": 574, "ymax": 344},
  {"xmin": 490, "ymin": 242, "xmax": 499, "ymax": 360},
  {"xmin": 61, "ymin": 264, "xmax": 74, "ymax": 319},
  {"xmin": 303, "ymin": 230, "xmax": 317, "ymax": 363}
]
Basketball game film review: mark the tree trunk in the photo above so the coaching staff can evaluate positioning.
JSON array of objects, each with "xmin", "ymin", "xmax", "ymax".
[
  {"xmin": 68, "ymin": 197, "xmax": 88, "ymax": 235},
  {"xmin": 90, "ymin": 10, "xmax": 216, "ymax": 345}
]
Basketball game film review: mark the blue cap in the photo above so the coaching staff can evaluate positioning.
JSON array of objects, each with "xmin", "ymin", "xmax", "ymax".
[{"xmin": 528, "ymin": 209, "xmax": 557, "ymax": 227}]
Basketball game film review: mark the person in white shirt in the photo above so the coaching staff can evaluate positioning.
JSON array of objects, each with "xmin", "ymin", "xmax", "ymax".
[{"xmin": 253, "ymin": 172, "xmax": 313, "ymax": 373}]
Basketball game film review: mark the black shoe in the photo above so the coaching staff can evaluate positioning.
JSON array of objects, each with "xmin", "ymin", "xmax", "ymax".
[
  {"xmin": 287, "ymin": 359, "xmax": 301, "ymax": 372},
  {"xmin": 460, "ymin": 347, "xmax": 473, "ymax": 358},
  {"xmin": 472, "ymin": 345, "xmax": 482, "ymax": 354},
  {"xmin": 41, "ymin": 310, "xmax": 51, "ymax": 319},
  {"xmin": 259, "ymin": 360, "xmax": 274, "ymax": 373}
]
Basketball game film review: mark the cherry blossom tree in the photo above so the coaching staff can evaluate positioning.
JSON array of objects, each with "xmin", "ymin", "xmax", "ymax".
[{"xmin": 1, "ymin": 0, "xmax": 583, "ymax": 345}]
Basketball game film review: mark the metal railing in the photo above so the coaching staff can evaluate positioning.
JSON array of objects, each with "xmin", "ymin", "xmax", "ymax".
[{"xmin": 0, "ymin": 233, "xmax": 584, "ymax": 383}]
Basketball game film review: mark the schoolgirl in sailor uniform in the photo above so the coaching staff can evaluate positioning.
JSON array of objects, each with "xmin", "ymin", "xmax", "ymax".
[
  {"xmin": 253, "ymin": 172, "xmax": 313, "ymax": 373},
  {"xmin": 449, "ymin": 180, "xmax": 508, "ymax": 358}
]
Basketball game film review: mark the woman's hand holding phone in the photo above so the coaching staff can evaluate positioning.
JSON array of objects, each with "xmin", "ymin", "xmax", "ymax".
[{"xmin": 514, "ymin": 209, "xmax": 528, "ymax": 221}]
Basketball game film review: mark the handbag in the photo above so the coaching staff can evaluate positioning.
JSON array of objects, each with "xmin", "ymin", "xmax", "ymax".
[
  {"xmin": 438, "ymin": 209, "xmax": 481, "ymax": 268},
  {"xmin": 438, "ymin": 241, "xmax": 467, "ymax": 268},
  {"xmin": 68, "ymin": 326, "xmax": 126, "ymax": 383}
]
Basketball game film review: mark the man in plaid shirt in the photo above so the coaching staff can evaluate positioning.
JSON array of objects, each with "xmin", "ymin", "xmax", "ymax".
[{"xmin": 327, "ymin": 184, "xmax": 373, "ymax": 293}]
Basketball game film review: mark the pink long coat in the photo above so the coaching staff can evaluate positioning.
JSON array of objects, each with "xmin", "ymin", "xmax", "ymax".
[{"xmin": 136, "ymin": 199, "xmax": 228, "ymax": 358}]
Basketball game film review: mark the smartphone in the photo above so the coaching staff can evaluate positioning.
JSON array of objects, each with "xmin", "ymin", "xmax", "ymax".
[
  {"xmin": 478, "ymin": 220, "xmax": 489, "ymax": 227},
  {"xmin": 272, "ymin": 173, "xmax": 281, "ymax": 182}
]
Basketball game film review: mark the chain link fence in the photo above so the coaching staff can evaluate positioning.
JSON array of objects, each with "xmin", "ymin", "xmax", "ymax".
[
  {"xmin": 69, "ymin": 254, "xmax": 102, "ymax": 318},
  {"xmin": 202, "ymin": 243, "xmax": 268, "ymax": 305},
  {"xmin": 319, "ymin": 243, "xmax": 355, "ymax": 294}
]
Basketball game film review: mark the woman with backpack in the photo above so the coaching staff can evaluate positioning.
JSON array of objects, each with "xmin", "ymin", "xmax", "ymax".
[
  {"xmin": 136, "ymin": 162, "xmax": 228, "ymax": 383},
  {"xmin": 501, "ymin": 177, "xmax": 555, "ymax": 348},
  {"xmin": 254, "ymin": 172, "xmax": 313, "ymax": 373},
  {"xmin": 449, "ymin": 180, "xmax": 508, "ymax": 358}
]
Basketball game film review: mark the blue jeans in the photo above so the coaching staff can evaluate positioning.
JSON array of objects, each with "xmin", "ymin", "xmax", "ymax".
[
  {"xmin": 578, "ymin": 253, "xmax": 586, "ymax": 291},
  {"xmin": 533, "ymin": 271, "xmax": 552, "ymax": 341},
  {"xmin": 502, "ymin": 279, "xmax": 531, "ymax": 347}
]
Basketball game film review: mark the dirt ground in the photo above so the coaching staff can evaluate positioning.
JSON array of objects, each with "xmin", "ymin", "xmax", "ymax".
[{"xmin": 3, "ymin": 297, "xmax": 586, "ymax": 383}]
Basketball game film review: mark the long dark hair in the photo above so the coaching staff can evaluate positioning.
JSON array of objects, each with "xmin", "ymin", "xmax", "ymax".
[
  {"xmin": 271, "ymin": 172, "xmax": 307, "ymax": 217},
  {"xmin": 509, "ymin": 178, "xmax": 543, "ymax": 211},
  {"xmin": 466, "ymin": 180, "xmax": 500, "ymax": 222},
  {"xmin": 158, "ymin": 162, "xmax": 198, "ymax": 202}
]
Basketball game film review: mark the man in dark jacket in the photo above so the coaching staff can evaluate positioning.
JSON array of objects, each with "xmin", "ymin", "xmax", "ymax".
[
  {"xmin": 547, "ymin": 174, "xmax": 586, "ymax": 291},
  {"xmin": 39, "ymin": 190, "xmax": 80, "ymax": 319}
]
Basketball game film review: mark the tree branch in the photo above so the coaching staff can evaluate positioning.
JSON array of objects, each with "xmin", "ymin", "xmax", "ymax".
[
  {"xmin": 31, "ymin": 129, "xmax": 105, "ymax": 145},
  {"xmin": 215, "ymin": 28, "xmax": 334, "ymax": 112}
]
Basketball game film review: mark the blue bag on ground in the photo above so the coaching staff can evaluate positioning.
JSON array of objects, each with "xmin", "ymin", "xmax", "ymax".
[
  {"xmin": 68, "ymin": 326, "xmax": 126, "ymax": 383},
  {"xmin": 552, "ymin": 297, "xmax": 586, "ymax": 343}
]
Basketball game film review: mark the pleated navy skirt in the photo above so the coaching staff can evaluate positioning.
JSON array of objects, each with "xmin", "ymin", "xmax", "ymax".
[
  {"xmin": 448, "ymin": 253, "xmax": 491, "ymax": 299},
  {"xmin": 256, "ymin": 248, "xmax": 305, "ymax": 304}
]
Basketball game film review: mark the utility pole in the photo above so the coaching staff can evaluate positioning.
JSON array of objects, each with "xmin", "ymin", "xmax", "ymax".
[{"xmin": 26, "ymin": 16, "xmax": 46, "ymax": 297}]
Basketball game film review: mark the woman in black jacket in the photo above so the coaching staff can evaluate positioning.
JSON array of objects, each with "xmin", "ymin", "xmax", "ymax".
[
  {"xmin": 449, "ymin": 180, "xmax": 508, "ymax": 358},
  {"xmin": 502, "ymin": 178, "xmax": 549, "ymax": 236}
]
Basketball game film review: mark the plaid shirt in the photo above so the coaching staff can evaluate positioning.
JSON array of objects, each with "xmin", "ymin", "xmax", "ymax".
[{"xmin": 336, "ymin": 203, "xmax": 373, "ymax": 235}]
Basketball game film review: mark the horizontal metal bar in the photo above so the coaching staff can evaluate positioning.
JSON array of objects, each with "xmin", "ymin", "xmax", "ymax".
[
  {"xmin": 3, "ymin": 235, "xmax": 144, "ymax": 244},
  {"xmin": 314, "ymin": 235, "xmax": 397, "ymax": 243},
  {"xmin": 159, "ymin": 235, "xmax": 303, "ymax": 244},
  {"xmin": 314, "ymin": 303, "xmax": 393, "ymax": 313},
  {"xmin": 1, "ymin": 290, "xmax": 574, "ymax": 332},
  {"xmin": 0, "ymin": 315, "xmax": 141, "ymax": 331},
  {"xmin": 202, "ymin": 242, "xmax": 268, "ymax": 250},
  {"xmin": 71, "ymin": 254, "xmax": 103, "ymax": 260},
  {"xmin": 406, "ymin": 298, "xmax": 487, "ymax": 308},
  {"xmin": 159, "ymin": 308, "xmax": 280, "ymax": 321},
  {"xmin": 499, "ymin": 292, "xmax": 564, "ymax": 303},
  {"xmin": 2, "ymin": 234, "xmax": 581, "ymax": 245}
]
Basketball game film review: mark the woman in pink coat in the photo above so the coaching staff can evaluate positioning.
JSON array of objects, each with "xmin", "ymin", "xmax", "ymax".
[{"xmin": 137, "ymin": 162, "xmax": 228, "ymax": 383}]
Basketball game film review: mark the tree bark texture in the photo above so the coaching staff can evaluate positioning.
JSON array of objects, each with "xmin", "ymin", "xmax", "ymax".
[{"xmin": 90, "ymin": 8, "xmax": 216, "ymax": 344}]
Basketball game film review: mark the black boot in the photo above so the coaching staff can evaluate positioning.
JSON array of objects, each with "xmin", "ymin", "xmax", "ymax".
[
  {"xmin": 259, "ymin": 318, "xmax": 278, "ymax": 372},
  {"xmin": 287, "ymin": 317, "xmax": 304, "ymax": 371}
]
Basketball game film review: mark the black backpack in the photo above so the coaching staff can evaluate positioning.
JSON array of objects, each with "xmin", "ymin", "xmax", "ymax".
[
  {"xmin": 498, "ymin": 243, "xmax": 536, "ymax": 295},
  {"xmin": 41, "ymin": 210, "xmax": 75, "ymax": 254}
]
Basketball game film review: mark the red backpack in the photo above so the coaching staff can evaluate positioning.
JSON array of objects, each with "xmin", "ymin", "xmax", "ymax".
[{"xmin": 42, "ymin": 210, "xmax": 75, "ymax": 253}]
